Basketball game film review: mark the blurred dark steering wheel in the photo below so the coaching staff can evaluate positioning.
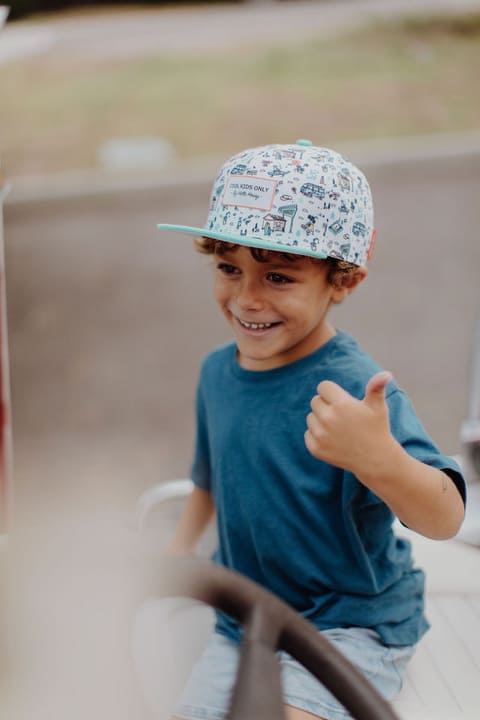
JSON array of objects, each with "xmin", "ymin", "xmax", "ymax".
[{"xmin": 152, "ymin": 557, "xmax": 401, "ymax": 720}]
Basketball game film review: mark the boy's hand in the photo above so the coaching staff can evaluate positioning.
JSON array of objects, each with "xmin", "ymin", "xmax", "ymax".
[{"xmin": 305, "ymin": 371, "xmax": 397, "ymax": 478}]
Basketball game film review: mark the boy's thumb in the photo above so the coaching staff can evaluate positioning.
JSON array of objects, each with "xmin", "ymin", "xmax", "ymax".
[{"xmin": 364, "ymin": 371, "xmax": 392, "ymax": 409}]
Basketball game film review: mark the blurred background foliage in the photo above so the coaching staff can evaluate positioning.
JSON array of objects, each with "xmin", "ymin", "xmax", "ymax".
[{"xmin": 2, "ymin": 8, "xmax": 480, "ymax": 178}]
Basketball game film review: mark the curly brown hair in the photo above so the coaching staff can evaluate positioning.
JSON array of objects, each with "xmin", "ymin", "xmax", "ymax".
[{"xmin": 195, "ymin": 236, "xmax": 358, "ymax": 289}]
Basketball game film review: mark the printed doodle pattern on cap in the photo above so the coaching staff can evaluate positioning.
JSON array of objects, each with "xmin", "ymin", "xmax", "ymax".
[{"xmin": 204, "ymin": 143, "xmax": 374, "ymax": 265}]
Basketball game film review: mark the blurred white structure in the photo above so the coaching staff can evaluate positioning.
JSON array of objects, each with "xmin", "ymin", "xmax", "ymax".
[{"xmin": 98, "ymin": 137, "xmax": 175, "ymax": 171}]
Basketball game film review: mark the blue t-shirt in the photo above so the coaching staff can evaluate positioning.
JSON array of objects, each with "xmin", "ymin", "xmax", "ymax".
[{"xmin": 191, "ymin": 331, "xmax": 465, "ymax": 646}]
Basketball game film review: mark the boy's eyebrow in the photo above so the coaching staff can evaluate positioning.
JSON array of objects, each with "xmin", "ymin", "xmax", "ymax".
[
  {"xmin": 261, "ymin": 257, "xmax": 311, "ymax": 272},
  {"xmin": 219, "ymin": 248, "xmax": 308, "ymax": 270},
  {"xmin": 217, "ymin": 249, "xmax": 237, "ymax": 260}
]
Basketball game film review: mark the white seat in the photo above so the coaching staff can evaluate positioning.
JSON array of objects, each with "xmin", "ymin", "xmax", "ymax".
[{"xmin": 136, "ymin": 478, "xmax": 194, "ymax": 532}]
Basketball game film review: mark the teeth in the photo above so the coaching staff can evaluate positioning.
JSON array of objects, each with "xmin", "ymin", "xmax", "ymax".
[{"xmin": 240, "ymin": 320, "xmax": 273, "ymax": 330}]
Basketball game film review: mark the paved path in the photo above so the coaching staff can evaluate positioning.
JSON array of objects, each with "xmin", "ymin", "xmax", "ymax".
[{"xmin": 2, "ymin": 0, "xmax": 480, "ymax": 65}]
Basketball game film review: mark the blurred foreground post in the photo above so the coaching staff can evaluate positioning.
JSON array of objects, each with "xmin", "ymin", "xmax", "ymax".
[
  {"xmin": 0, "ymin": 7, "xmax": 12, "ymax": 536},
  {"xmin": 0, "ymin": 166, "xmax": 13, "ymax": 535}
]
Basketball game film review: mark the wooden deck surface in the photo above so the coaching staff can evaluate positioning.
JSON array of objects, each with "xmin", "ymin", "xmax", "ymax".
[{"xmin": 393, "ymin": 522, "xmax": 480, "ymax": 720}]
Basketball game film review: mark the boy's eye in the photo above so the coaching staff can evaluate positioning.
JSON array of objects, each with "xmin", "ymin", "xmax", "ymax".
[
  {"xmin": 267, "ymin": 272, "xmax": 293, "ymax": 284},
  {"xmin": 217, "ymin": 262, "xmax": 239, "ymax": 275}
]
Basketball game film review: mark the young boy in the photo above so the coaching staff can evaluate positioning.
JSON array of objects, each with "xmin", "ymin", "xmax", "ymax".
[{"xmin": 158, "ymin": 140, "xmax": 465, "ymax": 720}]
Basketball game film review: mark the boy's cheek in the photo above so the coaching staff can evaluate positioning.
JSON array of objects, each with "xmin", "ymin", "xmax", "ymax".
[{"xmin": 214, "ymin": 283, "xmax": 227, "ymax": 305}]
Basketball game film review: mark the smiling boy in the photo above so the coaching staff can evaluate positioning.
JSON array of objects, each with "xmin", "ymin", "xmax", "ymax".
[
  {"xmin": 158, "ymin": 141, "xmax": 465, "ymax": 720},
  {"xmin": 212, "ymin": 244, "xmax": 363, "ymax": 371}
]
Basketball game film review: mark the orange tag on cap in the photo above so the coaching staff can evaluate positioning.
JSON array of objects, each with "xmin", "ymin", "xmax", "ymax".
[{"xmin": 367, "ymin": 228, "xmax": 377, "ymax": 261}]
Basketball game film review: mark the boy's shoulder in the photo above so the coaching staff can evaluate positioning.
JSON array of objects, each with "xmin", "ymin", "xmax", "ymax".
[
  {"xmin": 317, "ymin": 331, "xmax": 389, "ymax": 400},
  {"xmin": 197, "ymin": 333, "xmax": 394, "ymax": 401},
  {"xmin": 199, "ymin": 341, "xmax": 236, "ymax": 374}
]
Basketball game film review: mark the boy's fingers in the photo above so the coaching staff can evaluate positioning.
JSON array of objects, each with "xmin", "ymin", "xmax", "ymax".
[
  {"xmin": 310, "ymin": 394, "xmax": 327, "ymax": 414},
  {"xmin": 316, "ymin": 379, "xmax": 351, "ymax": 404},
  {"xmin": 306, "ymin": 411, "xmax": 322, "ymax": 434}
]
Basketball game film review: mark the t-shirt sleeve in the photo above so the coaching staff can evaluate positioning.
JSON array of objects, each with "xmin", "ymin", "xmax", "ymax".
[
  {"xmin": 387, "ymin": 388, "xmax": 466, "ymax": 506},
  {"xmin": 190, "ymin": 380, "xmax": 211, "ymax": 491}
]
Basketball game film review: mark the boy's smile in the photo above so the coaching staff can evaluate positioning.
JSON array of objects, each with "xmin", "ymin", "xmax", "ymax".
[{"xmin": 214, "ymin": 246, "xmax": 364, "ymax": 371}]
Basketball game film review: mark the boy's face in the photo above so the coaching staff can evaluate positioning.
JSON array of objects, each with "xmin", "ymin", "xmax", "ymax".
[{"xmin": 214, "ymin": 246, "xmax": 366, "ymax": 371}]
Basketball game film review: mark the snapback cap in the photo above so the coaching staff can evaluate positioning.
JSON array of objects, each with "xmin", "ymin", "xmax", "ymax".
[{"xmin": 158, "ymin": 140, "xmax": 375, "ymax": 266}]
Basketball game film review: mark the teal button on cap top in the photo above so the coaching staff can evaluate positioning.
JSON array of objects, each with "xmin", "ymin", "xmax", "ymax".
[{"xmin": 296, "ymin": 139, "xmax": 313, "ymax": 146}]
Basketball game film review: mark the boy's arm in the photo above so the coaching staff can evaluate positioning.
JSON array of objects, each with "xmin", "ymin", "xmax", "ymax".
[
  {"xmin": 166, "ymin": 485, "xmax": 215, "ymax": 555},
  {"xmin": 305, "ymin": 371, "xmax": 465, "ymax": 540}
]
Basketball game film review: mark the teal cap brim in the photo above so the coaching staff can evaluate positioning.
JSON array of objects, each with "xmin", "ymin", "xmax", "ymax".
[{"xmin": 157, "ymin": 223, "xmax": 328, "ymax": 261}]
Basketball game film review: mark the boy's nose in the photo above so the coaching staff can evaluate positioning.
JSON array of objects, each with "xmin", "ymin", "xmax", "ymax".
[{"xmin": 236, "ymin": 279, "xmax": 264, "ymax": 311}]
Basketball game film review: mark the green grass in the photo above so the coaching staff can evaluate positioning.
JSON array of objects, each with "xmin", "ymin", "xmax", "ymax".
[{"xmin": 2, "ymin": 11, "xmax": 480, "ymax": 177}]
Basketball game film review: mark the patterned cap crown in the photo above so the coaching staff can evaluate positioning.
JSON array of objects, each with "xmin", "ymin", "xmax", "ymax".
[{"xmin": 158, "ymin": 140, "xmax": 375, "ymax": 265}]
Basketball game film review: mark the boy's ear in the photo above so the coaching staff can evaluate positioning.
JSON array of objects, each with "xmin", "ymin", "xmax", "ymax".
[{"xmin": 332, "ymin": 266, "xmax": 368, "ymax": 303}]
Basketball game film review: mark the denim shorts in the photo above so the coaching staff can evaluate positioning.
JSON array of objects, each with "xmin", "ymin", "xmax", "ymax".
[{"xmin": 174, "ymin": 627, "xmax": 415, "ymax": 720}]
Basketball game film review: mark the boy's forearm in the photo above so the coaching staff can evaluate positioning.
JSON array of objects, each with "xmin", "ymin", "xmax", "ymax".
[
  {"xmin": 356, "ymin": 439, "xmax": 465, "ymax": 540},
  {"xmin": 167, "ymin": 485, "xmax": 215, "ymax": 554}
]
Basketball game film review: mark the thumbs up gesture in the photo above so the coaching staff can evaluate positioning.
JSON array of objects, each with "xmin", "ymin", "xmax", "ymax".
[{"xmin": 305, "ymin": 371, "xmax": 395, "ymax": 478}]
